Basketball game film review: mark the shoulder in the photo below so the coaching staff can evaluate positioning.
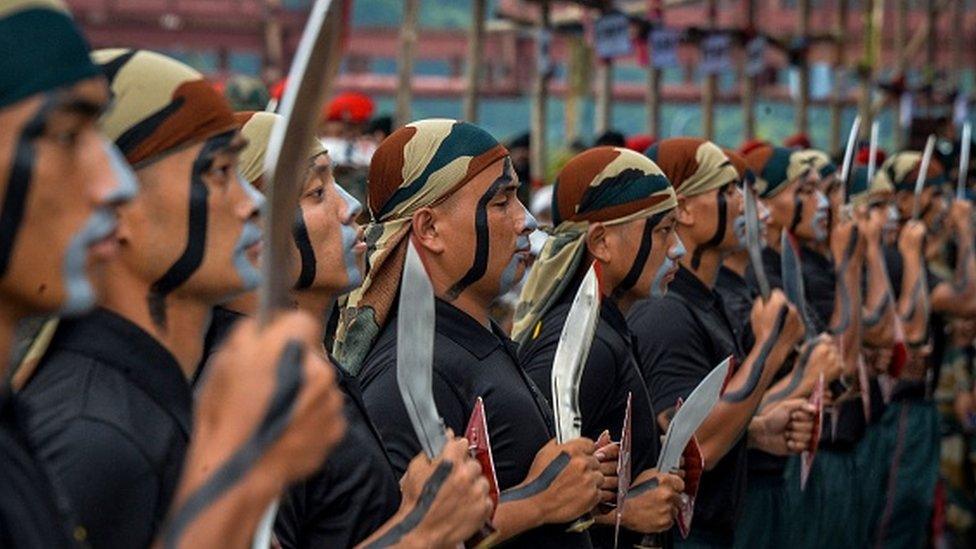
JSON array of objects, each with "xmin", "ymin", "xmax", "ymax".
[{"xmin": 627, "ymin": 295, "xmax": 700, "ymax": 337}]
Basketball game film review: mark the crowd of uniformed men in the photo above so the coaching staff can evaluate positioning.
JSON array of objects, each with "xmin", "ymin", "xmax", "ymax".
[{"xmin": 2, "ymin": 1, "xmax": 973, "ymax": 547}]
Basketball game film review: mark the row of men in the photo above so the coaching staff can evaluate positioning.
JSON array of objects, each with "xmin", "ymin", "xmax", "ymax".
[{"xmin": 1, "ymin": 1, "xmax": 966, "ymax": 548}]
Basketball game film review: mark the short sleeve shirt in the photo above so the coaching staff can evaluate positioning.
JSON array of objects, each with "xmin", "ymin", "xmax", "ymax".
[
  {"xmin": 358, "ymin": 298, "xmax": 592, "ymax": 548},
  {"xmin": 0, "ymin": 391, "xmax": 77, "ymax": 548},
  {"xmin": 519, "ymin": 295, "xmax": 660, "ymax": 549},
  {"xmin": 196, "ymin": 309, "xmax": 404, "ymax": 548},
  {"xmin": 628, "ymin": 266, "xmax": 747, "ymax": 545},
  {"xmin": 18, "ymin": 308, "xmax": 193, "ymax": 549}
]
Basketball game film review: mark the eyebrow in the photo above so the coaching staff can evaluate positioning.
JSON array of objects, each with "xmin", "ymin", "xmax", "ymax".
[{"xmin": 52, "ymin": 97, "xmax": 106, "ymax": 119}]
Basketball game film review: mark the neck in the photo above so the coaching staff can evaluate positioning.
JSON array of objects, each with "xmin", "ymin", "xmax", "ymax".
[
  {"xmin": 598, "ymin": 268, "xmax": 635, "ymax": 315},
  {"xmin": 222, "ymin": 291, "xmax": 258, "ymax": 316},
  {"xmin": 679, "ymin": 236, "xmax": 723, "ymax": 289},
  {"xmin": 768, "ymin": 225, "xmax": 784, "ymax": 254},
  {"xmin": 100, "ymin": 265, "xmax": 212, "ymax": 380},
  {"xmin": 724, "ymin": 251, "xmax": 749, "ymax": 277},
  {"xmin": 0, "ymin": 306, "xmax": 21, "ymax": 378},
  {"xmin": 294, "ymin": 290, "xmax": 337, "ymax": 348},
  {"xmin": 438, "ymin": 291, "xmax": 491, "ymax": 328}
]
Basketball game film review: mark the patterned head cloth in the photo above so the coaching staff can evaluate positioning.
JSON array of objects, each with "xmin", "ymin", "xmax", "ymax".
[
  {"xmin": 644, "ymin": 138, "xmax": 738, "ymax": 198},
  {"xmin": 0, "ymin": 0, "xmax": 100, "ymax": 109},
  {"xmin": 875, "ymin": 151, "xmax": 947, "ymax": 192},
  {"xmin": 847, "ymin": 165, "xmax": 894, "ymax": 206},
  {"xmin": 92, "ymin": 48, "xmax": 238, "ymax": 168},
  {"xmin": 806, "ymin": 149, "xmax": 838, "ymax": 180},
  {"xmin": 235, "ymin": 111, "xmax": 325, "ymax": 187},
  {"xmin": 743, "ymin": 144, "xmax": 815, "ymax": 198},
  {"xmin": 223, "ymin": 75, "xmax": 270, "ymax": 111},
  {"xmin": 512, "ymin": 147, "xmax": 676, "ymax": 345},
  {"xmin": 723, "ymin": 148, "xmax": 755, "ymax": 186},
  {"xmin": 333, "ymin": 119, "xmax": 508, "ymax": 373}
]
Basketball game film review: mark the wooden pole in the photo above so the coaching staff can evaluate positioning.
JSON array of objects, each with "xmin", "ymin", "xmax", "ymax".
[
  {"xmin": 530, "ymin": 1, "xmax": 551, "ymax": 186},
  {"xmin": 647, "ymin": 0, "xmax": 664, "ymax": 138},
  {"xmin": 742, "ymin": 0, "xmax": 757, "ymax": 141},
  {"xmin": 595, "ymin": 59, "xmax": 612, "ymax": 135},
  {"xmin": 828, "ymin": 0, "xmax": 847, "ymax": 154},
  {"xmin": 462, "ymin": 0, "xmax": 486, "ymax": 123},
  {"xmin": 858, "ymin": 0, "xmax": 876, "ymax": 136},
  {"xmin": 894, "ymin": 0, "xmax": 909, "ymax": 149},
  {"xmin": 925, "ymin": 0, "xmax": 937, "ymax": 85},
  {"xmin": 396, "ymin": 0, "xmax": 420, "ymax": 127},
  {"xmin": 702, "ymin": 0, "xmax": 717, "ymax": 140},
  {"xmin": 952, "ymin": 0, "xmax": 964, "ymax": 90},
  {"xmin": 565, "ymin": 35, "xmax": 588, "ymax": 144},
  {"xmin": 262, "ymin": 0, "xmax": 284, "ymax": 83},
  {"xmin": 796, "ymin": 0, "xmax": 811, "ymax": 135}
]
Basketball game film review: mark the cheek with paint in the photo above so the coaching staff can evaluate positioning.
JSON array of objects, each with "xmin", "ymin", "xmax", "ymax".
[
  {"xmin": 811, "ymin": 191, "xmax": 830, "ymax": 243},
  {"xmin": 336, "ymin": 185, "xmax": 365, "ymax": 291},
  {"xmin": 60, "ymin": 141, "xmax": 141, "ymax": 316},
  {"xmin": 498, "ymin": 208, "xmax": 538, "ymax": 296},
  {"xmin": 650, "ymin": 236, "xmax": 686, "ymax": 298},
  {"xmin": 732, "ymin": 214, "xmax": 747, "ymax": 251},
  {"xmin": 231, "ymin": 173, "xmax": 265, "ymax": 292}
]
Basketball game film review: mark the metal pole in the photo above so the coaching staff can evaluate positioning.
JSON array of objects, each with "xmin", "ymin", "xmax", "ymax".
[
  {"xmin": 396, "ymin": 0, "xmax": 420, "ymax": 127},
  {"xmin": 530, "ymin": 0, "xmax": 551, "ymax": 186},
  {"xmin": 829, "ymin": 0, "xmax": 847, "ymax": 154},
  {"xmin": 462, "ymin": 0, "xmax": 486, "ymax": 123},
  {"xmin": 796, "ymin": 0, "xmax": 811, "ymax": 135},
  {"xmin": 702, "ymin": 0, "xmax": 717, "ymax": 139}
]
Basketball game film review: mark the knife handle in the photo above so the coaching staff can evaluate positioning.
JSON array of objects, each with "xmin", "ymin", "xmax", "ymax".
[
  {"xmin": 464, "ymin": 521, "xmax": 499, "ymax": 549},
  {"xmin": 635, "ymin": 533, "xmax": 664, "ymax": 548},
  {"xmin": 566, "ymin": 513, "xmax": 595, "ymax": 533}
]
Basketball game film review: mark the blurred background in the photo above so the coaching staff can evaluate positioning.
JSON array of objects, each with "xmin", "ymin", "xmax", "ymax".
[{"xmin": 65, "ymin": 0, "xmax": 976, "ymax": 186}]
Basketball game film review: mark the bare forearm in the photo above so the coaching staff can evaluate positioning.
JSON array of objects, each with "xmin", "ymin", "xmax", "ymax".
[
  {"xmin": 697, "ymin": 338, "xmax": 792, "ymax": 467},
  {"xmin": 761, "ymin": 364, "xmax": 818, "ymax": 406},
  {"xmin": 491, "ymin": 499, "xmax": 545, "ymax": 542}
]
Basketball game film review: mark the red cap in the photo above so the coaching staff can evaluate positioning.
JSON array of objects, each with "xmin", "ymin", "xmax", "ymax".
[
  {"xmin": 739, "ymin": 138, "xmax": 768, "ymax": 156},
  {"xmin": 324, "ymin": 91, "xmax": 375, "ymax": 123},
  {"xmin": 855, "ymin": 146, "xmax": 887, "ymax": 166},
  {"xmin": 626, "ymin": 134, "xmax": 656, "ymax": 153},
  {"xmin": 784, "ymin": 133, "xmax": 812, "ymax": 149}
]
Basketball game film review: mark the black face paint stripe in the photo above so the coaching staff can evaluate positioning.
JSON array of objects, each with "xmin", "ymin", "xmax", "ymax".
[
  {"xmin": 691, "ymin": 188, "xmax": 728, "ymax": 270},
  {"xmin": 862, "ymin": 293, "xmax": 892, "ymax": 327},
  {"xmin": 612, "ymin": 214, "xmax": 663, "ymax": 299},
  {"xmin": 0, "ymin": 93, "xmax": 57, "ymax": 278},
  {"xmin": 361, "ymin": 461, "xmax": 454, "ymax": 548},
  {"xmin": 114, "ymin": 99, "xmax": 185, "ymax": 160},
  {"xmin": 828, "ymin": 226, "xmax": 859, "ymax": 335},
  {"xmin": 148, "ymin": 132, "xmax": 234, "ymax": 327},
  {"xmin": 160, "ymin": 340, "xmax": 304, "ymax": 549},
  {"xmin": 789, "ymin": 192, "xmax": 804, "ymax": 234},
  {"xmin": 499, "ymin": 452, "xmax": 570, "ymax": 502},
  {"xmin": 292, "ymin": 209, "xmax": 316, "ymax": 290},
  {"xmin": 761, "ymin": 337, "xmax": 818, "ymax": 407},
  {"xmin": 626, "ymin": 477, "xmax": 660, "ymax": 499},
  {"xmin": 722, "ymin": 304, "xmax": 788, "ymax": 402},
  {"xmin": 97, "ymin": 49, "xmax": 137, "ymax": 84},
  {"xmin": 445, "ymin": 171, "xmax": 511, "ymax": 300}
]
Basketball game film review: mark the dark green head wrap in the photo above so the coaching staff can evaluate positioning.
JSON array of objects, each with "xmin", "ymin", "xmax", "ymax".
[{"xmin": 0, "ymin": 0, "xmax": 100, "ymax": 109}]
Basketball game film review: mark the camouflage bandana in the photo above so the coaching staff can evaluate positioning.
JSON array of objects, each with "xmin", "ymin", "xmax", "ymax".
[
  {"xmin": 333, "ymin": 119, "xmax": 508, "ymax": 374},
  {"xmin": 875, "ymin": 151, "xmax": 947, "ymax": 192},
  {"xmin": 512, "ymin": 147, "xmax": 676, "ymax": 345}
]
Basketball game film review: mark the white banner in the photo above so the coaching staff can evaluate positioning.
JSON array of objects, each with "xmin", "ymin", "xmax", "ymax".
[
  {"xmin": 650, "ymin": 27, "xmax": 680, "ymax": 69},
  {"xmin": 594, "ymin": 12, "xmax": 632, "ymax": 59},
  {"xmin": 700, "ymin": 33, "xmax": 732, "ymax": 75}
]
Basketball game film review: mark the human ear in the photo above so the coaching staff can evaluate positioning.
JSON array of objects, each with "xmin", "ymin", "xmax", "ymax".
[
  {"xmin": 675, "ymin": 195, "xmax": 694, "ymax": 226},
  {"xmin": 585, "ymin": 222, "xmax": 612, "ymax": 264},
  {"xmin": 411, "ymin": 208, "xmax": 446, "ymax": 255}
]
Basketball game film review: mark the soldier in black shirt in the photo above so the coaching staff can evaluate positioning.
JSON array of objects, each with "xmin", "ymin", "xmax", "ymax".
[
  {"xmin": 17, "ymin": 48, "xmax": 270, "ymax": 548},
  {"xmin": 514, "ymin": 147, "xmax": 686, "ymax": 548},
  {"xmin": 632, "ymin": 138, "xmax": 808, "ymax": 547},
  {"xmin": 0, "ymin": 3, "xmax": 127, "ymax": 545},
  {"xmin": 343, "ymin": 119, "xmax": 605, "ymax": 547},
  {"xmin": 202, "ymin": 111, "xmax": 493, "ymax": 548}
]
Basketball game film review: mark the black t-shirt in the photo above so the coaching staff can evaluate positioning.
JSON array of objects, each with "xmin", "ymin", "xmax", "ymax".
[
  {"xmin": 716, "ymin": 266, "xmax": 757, "ymax": 352},
  {"xmin": 17, "ymin": 308, "xmax": 192, "ymax": 549},
  {"xmin": 199, "ymin": 308, "xmax": 403, "ymax": 548},
  {"xmin": 359, "ymin": 298, "xmax": 592, "ymax": 548},
  {"xmin": 519, "ymin": 294, "xmax": 660, "ymax": 549},
  {"xmin": 628, "ymin": 266, "xmax": 747, "ymax": 545},
  {"xmin": 0, "ymin": 390, "xmax": 78, "ymax": 548},
  {"xmin": 798, "ymin": 246, "xmax": 866, "ymax": 449}
]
